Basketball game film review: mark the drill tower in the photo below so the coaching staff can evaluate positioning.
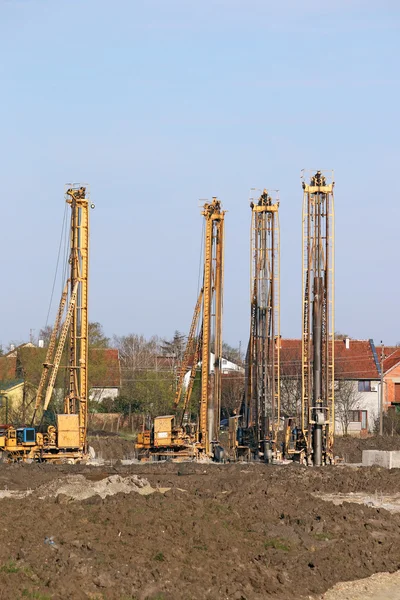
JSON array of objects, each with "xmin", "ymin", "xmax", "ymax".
[
  {"xmin": 241, "ymin": 190, "xmax": 280, "ymax": 459},
  {"xmin": 301, "ymin": 171, "xmax": 334, "ymax": 465},
  {"xmin": 200, "ymin": 197, "xmax": 225, "ymax": 456}
]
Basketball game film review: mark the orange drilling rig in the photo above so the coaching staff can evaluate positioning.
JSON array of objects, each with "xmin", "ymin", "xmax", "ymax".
[
  {"xmin": 136, "ymin": 197, "xmax": 225, "ymax": 461},
  {"xmin": 0, "ymin": 185, "xmax": 92, "ymax": 462}
]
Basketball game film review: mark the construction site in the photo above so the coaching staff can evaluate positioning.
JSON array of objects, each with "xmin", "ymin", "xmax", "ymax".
[
  {"xmin": 0, "ymin": 171, "xmax": 400, "ymax": 600},
  {"xmin": 1, "ymin": 2, "xmax": 399, "ymax": 600}
]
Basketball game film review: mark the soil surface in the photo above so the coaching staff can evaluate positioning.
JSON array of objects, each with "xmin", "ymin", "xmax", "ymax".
[
  {"xmin": 1, "ymin": 462, "xmax": 400, "ymax": 599},
  {"xmin": 334, "ymin": 435, "xmax": 400, "ymax": 463}
]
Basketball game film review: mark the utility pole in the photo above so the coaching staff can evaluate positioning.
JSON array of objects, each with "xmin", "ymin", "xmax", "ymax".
[{"xmin": 380, "ymin": 341, "xmax": 385, "ymax": 436}]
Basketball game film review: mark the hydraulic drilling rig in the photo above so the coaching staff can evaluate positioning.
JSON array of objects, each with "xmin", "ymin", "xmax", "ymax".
[
  {"xmin": 284, "ymin": 171, "xmax": 335, "ymax": 465},
  {"xmin": 0, "ymin": 185, "xmax": 91, "ymax": 462},
  {"xmin": 136, "ymin": 197, "xmax": 225, "ymax": 461},
  {"xmin": 230, "ymin": 190, "xmax": 280, "ymax": 462}
]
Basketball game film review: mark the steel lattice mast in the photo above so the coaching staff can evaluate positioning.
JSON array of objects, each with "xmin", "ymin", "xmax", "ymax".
[
  {"xmin": 199, "ymin": 198, "xmax": 225, "ymax": 456},
  {"xmin": 301, "ymin": 171, "xmax": 334, "ymax": 466},
  {"xmin": 244, "ymin": 190, "xmax": 280, "ymax": 456},
  {"xmin": 65, "ymin": 186, "xmax": 89, "ymax": 454}
]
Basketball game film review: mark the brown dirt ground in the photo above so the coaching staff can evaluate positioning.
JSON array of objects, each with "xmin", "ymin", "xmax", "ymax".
[
  {"xmin": 90, "ymin": 431, "xmax": 400, "ymax": 464},
  {"xmin": 2, "ymin": 463, "xmax": 400, "ymax": 599},
  {"xmin": 334, "ymin": 435, "xmax": 400, "ymax": 463}
]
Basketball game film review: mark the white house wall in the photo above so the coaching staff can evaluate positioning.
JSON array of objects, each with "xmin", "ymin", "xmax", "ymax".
[
  {"xmin": 334, "ymin": 381, "xmax": 379, "ymax": 434},
  {"xmin": 89, "ymin": 387, "xmax": 119, "ymax": 403}
]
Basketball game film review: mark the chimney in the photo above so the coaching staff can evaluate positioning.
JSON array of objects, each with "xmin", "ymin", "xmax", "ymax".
[{"xmin": 345, "ymin": 338, "xmax": 350, "ymax": 350}]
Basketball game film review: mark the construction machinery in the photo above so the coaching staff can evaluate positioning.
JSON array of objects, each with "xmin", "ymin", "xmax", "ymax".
[
  {"xmin": 0, "ymin": 185, "xmax": 91, "ymax": 462},
  {"xmin": 230, "ymin": 190, "xmax": 280, "ymax": 462},
  {"xmin": 284, "ymin": 170, "xmax": 335, "ymax": 465},
  {"xmin": 136, "ymin": 197, "xmax": 225, "ymax": 461}
]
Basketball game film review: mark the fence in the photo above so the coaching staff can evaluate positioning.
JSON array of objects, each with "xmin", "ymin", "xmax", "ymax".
[{"xmin": 88, "ymin": 412, "xmax": 144, "ymax": 434}]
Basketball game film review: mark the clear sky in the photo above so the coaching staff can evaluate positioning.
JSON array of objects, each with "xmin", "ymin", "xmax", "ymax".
[{"xmin": 1, "ymin": 0, "xmax": 399, "ymax": 349}]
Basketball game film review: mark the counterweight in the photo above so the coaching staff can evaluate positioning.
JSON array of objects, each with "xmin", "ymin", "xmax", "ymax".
[{"xmin": 301, "ymin": 171, "xmax": 335, "ymax": 465}]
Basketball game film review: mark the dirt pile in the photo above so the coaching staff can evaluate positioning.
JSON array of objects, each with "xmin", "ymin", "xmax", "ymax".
[
  {"xmin": 35, "ymin": 474, "xmax": 162, "ymax": 500},
  {"xmin": 322, "ymin": 571, "xmax": 400, "ymax": 600},
  {"xmin": 334, "ymin": 435, "xmax": 400, "ymax": 463},
  {"xmin": 1, "ymin": 463, "xmax": 400, "ymax": 599}
]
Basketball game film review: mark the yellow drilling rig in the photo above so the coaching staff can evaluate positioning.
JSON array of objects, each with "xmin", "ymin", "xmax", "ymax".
[
  {"xmin": 284, "ymin": 170, "xmax": 335, "ymax": 465},
  {"xmin": 136, "ymin": 197, "xmax": 225, "ymax": 461},
  {"xmin": 229, "ymin": 190, "xmax": 280, "ymax": 462},
  {"xmin": 0, "ymin": 185, "xmax": 91, "ymax": 463}
]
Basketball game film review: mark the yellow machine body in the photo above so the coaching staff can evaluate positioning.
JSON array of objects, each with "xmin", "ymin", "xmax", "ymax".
[{"xmin": 57, "ymin": 415, "xmax": 80, "ymax": 448}]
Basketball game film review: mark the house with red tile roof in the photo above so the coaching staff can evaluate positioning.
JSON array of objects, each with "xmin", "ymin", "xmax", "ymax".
[
  {"xmin": 280, "ymin": 338, "xmax": 381, "ymax": 435},
  {"xmin": 89, "ymin": 348, "xmax": 121, "ymax": 402},
  {"xmin": 380, "ymin": 346, "xmax": 400, "ymax": 411}
]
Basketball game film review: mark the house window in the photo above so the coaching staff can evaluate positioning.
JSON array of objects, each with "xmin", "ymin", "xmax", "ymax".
[
  {"xmin": 348, "ymin": 410, "xmax": 361, "ymax": 422},
  {"xmin": 222, "ymin": 359, "xmax": 227, "ymax": 365},
  {"xmin": 358, "ymin": 380, "xmax": 371, "ymax": 392},
  {"xmin": 348, "ymin": 410, "xmax": 368, "ymax": 429}
]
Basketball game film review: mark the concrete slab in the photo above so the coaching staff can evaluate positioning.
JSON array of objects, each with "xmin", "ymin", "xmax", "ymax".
[{"xmin": 362, "ymin": 450, "xmax": 400, "ymax": 469}]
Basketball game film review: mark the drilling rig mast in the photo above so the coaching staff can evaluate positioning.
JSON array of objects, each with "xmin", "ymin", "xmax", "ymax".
[
  {"xmin": 232, "ymin": 190, "xmax": 280, "ymax": 461},
  {"xmin": 199, "ymin": 197, "xmax": 225, "ymax": 456},
  {"xmin": 0, "ymin": 185, "xmax": 91, "ymax": 462},
  {"xmin": 136, "ymin": 197, "xmax": 225, "ymax": 461},
  {"xmin": 300, "ymin": 170, "xmax": 335, "ymax": 465}
]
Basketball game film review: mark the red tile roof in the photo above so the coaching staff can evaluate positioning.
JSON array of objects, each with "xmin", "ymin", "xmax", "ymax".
[
  {"xmin": 88, "ymin": 348, "xmax": 121, "ymax": 388},
  {"xmin": 280, "ymin": 338, "xmax": 380, "ymax": 380},
  {"xmin": 382, "ymin": 347, "xmax": 400, "ymax": 373}
]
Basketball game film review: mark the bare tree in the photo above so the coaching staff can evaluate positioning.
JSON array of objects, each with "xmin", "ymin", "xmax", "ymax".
[
  {"xmin": 280, "ymin": 375, "xmax": 302, "ymax": 419},
  {"xmin": 222, "ymin": 342, "xmax": 242, "ymax": 365},
  {"xmin": 280, "ymin": 346, "xmax": 302, "ymax": 419},
  {"xmin": 112, "ymin": 334, "xmax": 175, "ymax": 416},
  {"xmin": 335, "ymin": 379, "xmax": 363, "ymax": 435},
  {"xmin": 38, "ymin": 325, "xmax": 52, "ymax": 347},
  {"xmin": 114, "ymin": 334, "xmax": 160, "ymax": 372},
  {"xmin": 160, "ymin": 331, "xmax": 186, "ymax": 361},
  {"xmin": 221, "ymin": 372, "xmax": 245, "ymax": 418}
]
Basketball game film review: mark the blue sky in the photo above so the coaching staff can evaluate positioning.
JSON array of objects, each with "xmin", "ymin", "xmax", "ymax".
[{"xmin": 1, "ymin": 0, "xmax": 399, "ymax": 349}]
